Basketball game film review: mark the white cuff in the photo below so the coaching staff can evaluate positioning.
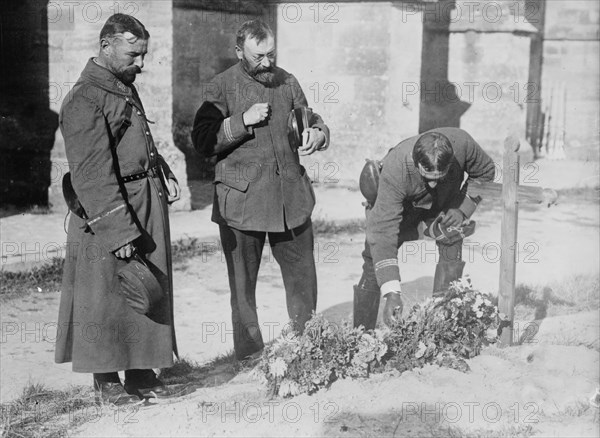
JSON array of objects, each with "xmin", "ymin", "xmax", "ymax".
[{"xmin": 381, "ymin": 280, "xmax": 402, "ymax": 295}]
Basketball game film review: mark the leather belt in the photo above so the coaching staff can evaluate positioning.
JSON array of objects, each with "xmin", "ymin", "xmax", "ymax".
[{"xmin": 122, "ymin": 165, "xmax": 159, "ymax": 183}]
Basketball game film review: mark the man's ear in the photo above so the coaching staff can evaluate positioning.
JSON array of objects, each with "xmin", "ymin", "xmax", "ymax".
[
  {"xmin": 235, "ymin": 45, "xmax": 243, "ymax": 61},
  {"xmin": 99, "ymin": 37, "xmax": 111, "ymax": 55}
]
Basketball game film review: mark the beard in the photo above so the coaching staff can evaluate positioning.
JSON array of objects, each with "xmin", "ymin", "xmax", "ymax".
[
  {"xmin": 241, "ymin": 57, "xmax": 276, "ymax": 86},
  {"xmin": 114, "ymin": 65, "xmax": 141, "ymax": 85}
]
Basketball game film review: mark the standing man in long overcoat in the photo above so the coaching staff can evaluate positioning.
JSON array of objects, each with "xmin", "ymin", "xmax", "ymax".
[
  {"xmin": 192, "ymin": 19, "xmax": 330, "ymax": 361},
  {"xmin": 55, "ymin": 14, "xmax": 181, "ymax": 404}
]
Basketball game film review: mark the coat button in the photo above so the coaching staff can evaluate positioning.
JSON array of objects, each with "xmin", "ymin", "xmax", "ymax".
[
  {"xmin": 137, "ymin": 111, "xmax": 142, "ymax": 116},
  {"xmin": 150, "ymin": 152, "xmax": 155, "ymax": 157},
  {"xmin": 145, "ymin": 131, "xmax": 150, "ymax": 136},
  {"xmin": 158, "ymin": 192, "xmax": 162, "ymax": 197}
]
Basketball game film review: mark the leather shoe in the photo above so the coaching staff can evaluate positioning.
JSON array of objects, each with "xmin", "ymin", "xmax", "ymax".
[
  {"xmin": 94, "ymin": 382, "xmax": 141, "ymax": 405},
  {"xmin": 124, "ymin": 373, "xmax": 194, "ymax": 399},
  {"xmin": 239, "ymin": 350, "xmax": 263, "ymax": 368}
]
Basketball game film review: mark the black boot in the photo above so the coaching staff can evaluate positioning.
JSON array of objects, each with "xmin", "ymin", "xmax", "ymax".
[
  {"xmin": 124, "ymin": 369, "xmax": 195, "ymax": 399},
  {"xmin": 433, "ymin": 261, "xmax": 466, "ymax": 297},
  {"xmin": 353, "ymin": 285, "xmax": 381, "ymax": 330}
]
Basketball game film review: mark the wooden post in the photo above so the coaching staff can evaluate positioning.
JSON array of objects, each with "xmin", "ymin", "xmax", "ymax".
[{"xmin": 499, "ymin": 136, "xmax": 520, "ymax": 347}]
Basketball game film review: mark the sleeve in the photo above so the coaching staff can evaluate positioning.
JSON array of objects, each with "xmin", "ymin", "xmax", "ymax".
[
  {"xmin": 61, "ymin": 95, "xmax": 141, "ymax": 252},
  {"xmin": 191, "ymin": 79, "xmax": 252, "ymax": 156},
  {"xmin": 366, "ymin": 153, "xmax": 408, "ymax": 287},
  {"xmin": 289, "ymin": 75, "xmax": 330, "ymax": 151},
  {"xmin": 453, "ymin": 132, "xmax": 496, "ymax": 218}
]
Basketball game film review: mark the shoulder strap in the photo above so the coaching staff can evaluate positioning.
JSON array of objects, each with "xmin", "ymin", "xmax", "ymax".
[{"xmin": 113, "ymin": 99, "xmax": 133, "ymax": 149}]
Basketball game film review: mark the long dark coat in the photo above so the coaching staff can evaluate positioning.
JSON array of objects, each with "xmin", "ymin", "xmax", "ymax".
[{"xmin": 55, "ymin": 59, "xmax": 177, "ymax": 373}]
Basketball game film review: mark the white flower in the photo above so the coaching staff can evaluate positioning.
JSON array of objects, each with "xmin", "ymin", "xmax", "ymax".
[
  {"xmin": 471, "ymin": 296, "xmax": 484, "ymax": 313},
  {"xmin": 374, "ymin": 328, "xmax": 390, "ymax": 340},
  {"xmin": 278, "ymin": 379, "xmax": 301, "ymax": 397},
  {"xmin": 415, "ymin": 341, "xmax": 427, "ymax": 359},
  {"xmin": 458, "ymin": 276, "xmax": 472, "ymax": 288},
  {"xmin": 269, "ymin": 357, "xmax": 288, "ymax": 378}
]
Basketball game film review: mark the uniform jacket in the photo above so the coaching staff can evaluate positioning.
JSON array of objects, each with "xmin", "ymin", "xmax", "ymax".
[
  {"xmin": 192, "ymin": 63, "xmax": 330, "ymax": 232},
  {"xmin": 367, "ymin": 127, "xmax": 495, "ymax": 287},
  {"xmin": 55, "ymin": 59, "xmax": 177, "ymax": 372}
]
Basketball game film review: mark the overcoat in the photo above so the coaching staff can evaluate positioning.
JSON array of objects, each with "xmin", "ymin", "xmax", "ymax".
[{"xmin": 55, "ymin": 59, "xmax": 177, "ymax": 373}]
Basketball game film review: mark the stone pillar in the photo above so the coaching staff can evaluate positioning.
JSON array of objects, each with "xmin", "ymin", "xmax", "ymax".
[
  {"xmin": 419, "ymin": 0, "xmax": 470, "ymax": 133},
  {"xmin": 1, "ymin": 1, "xmax": 58, "ymax": 208}
]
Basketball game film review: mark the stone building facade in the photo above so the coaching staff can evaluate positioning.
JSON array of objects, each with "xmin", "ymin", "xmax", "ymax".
[{"xmin": 1, "ymin": 0, "xmax": 597, "ymax": 210}]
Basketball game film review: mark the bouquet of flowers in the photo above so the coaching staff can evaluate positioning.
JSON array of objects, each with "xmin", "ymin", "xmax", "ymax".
[{"xmin": 257, "ymin": 278, "xmax": 503, "ymax": 397}]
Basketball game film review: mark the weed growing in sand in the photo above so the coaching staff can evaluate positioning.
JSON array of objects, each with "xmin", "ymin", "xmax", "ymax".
[
  {"xmin": 0, "ymin": 258, "xmax": 63, "ymax": 300},
  {"xmin": 0, "ymin": 382, "xmax": 97, "ymax": 438}
]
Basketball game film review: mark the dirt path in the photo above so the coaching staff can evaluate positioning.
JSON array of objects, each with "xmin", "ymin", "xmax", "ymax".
[{"xmin": 1, "ymin": 189, "xmax": 598, "ymax": 407}]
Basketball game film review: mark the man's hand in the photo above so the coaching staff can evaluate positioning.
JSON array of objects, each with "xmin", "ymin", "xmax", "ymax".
[
  {"xmin": 298, "ymin": 128, "xmax": 326, "ymax": 156},
  {"xmin": 382, "ymin": 291, "xmax": 404, "ymax": 326},
  {"xmin": 440, "ymin": 208, "xmax": 466, "ymax": 227},
  {"xmin": 166, "ymin": 178, "xmax": 181, "ymax": 204},
  {"xmin": 243, "ymin": 103, "xmax": 270, "ymax": 126},
  {"xmin": 114, "ymin": 242, "xmax": 135, "ymax": 259}
]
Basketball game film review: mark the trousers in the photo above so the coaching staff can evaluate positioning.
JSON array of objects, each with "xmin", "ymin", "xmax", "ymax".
[{"xmin": 219, "ymin": 219, "xmax": 317, "ymax": 359}]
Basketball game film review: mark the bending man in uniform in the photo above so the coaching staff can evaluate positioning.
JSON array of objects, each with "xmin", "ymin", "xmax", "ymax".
[{"xmin": 354, "ymin": 128, "xmax": 495, "ymax": 329}]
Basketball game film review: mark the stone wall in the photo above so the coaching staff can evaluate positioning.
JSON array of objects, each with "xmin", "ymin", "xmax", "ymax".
[
  {"xmin": 47, "ymin": 0, "xmax": 189, "ymax": 211},
  {"xmin": 543, "ymin": 0, "xmax": 599, "ymax": 156},
  {"xmin": 6, "ymin": 0, "xmax": 597, "ymax": 210},
  {"xmin": 449, "ymin": 32, "xmax": 531, "ymax": 153},
  {"xmin": 276, "ymin": 2, "xmax": 424, "ymax": 183}
]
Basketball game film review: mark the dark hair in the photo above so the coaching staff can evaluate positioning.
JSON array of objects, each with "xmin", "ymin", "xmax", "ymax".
[
  {"xmin": 412, "ymin": 132, "xmax": 454, "ymax": 172},
  {"xmin": 236, "ymin": 19, "xmax": 273, "ymax": 49},
  {"xmin": 100, "ymin": 13, "xmax": 149, "ymax": 41}
]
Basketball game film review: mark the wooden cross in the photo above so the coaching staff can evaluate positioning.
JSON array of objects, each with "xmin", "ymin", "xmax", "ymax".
[
  {"xmin": 499, "ymin": 136, "xmax": 520, "ymax": 347},
  {"xmin": 494, "ymin": 136, "xmax": 559, "ymax": 346}
]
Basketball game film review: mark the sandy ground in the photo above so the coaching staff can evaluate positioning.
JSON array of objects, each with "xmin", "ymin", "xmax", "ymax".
[{"xmin": 1, "ymin": 158, "xmax": 599, "ymax": 436}]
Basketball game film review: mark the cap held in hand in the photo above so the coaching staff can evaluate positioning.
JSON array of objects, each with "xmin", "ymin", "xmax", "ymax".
[
  {"xmin": 287, "ymin": 106, "xmax": 313, "ymax": 152},
  {"xmin": 117, "ymin": 254, "xmax": 163, "ymax": 315}
]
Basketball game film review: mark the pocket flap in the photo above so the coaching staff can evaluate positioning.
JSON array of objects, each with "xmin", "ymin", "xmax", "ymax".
[{"xmin": 214, "ymin": 174, "xmax": 249, "ymax": 192}]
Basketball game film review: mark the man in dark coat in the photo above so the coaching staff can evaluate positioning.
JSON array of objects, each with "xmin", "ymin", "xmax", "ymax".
[
  {"xmin": 354, "ymin": 128, "xmax": 495, "ymax": 330},
  {"xmin": 55, "ymin": 14, "xmax": 181, "ymax": 404},
  {"xmin": 192, "ymin": 19, "xmax": 330, "ymax": 361}
]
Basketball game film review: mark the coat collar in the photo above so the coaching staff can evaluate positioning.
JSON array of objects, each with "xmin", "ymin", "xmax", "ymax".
[{"xmin": 79, "ymin": 58, "xmax": 133, "ymax": 97}]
